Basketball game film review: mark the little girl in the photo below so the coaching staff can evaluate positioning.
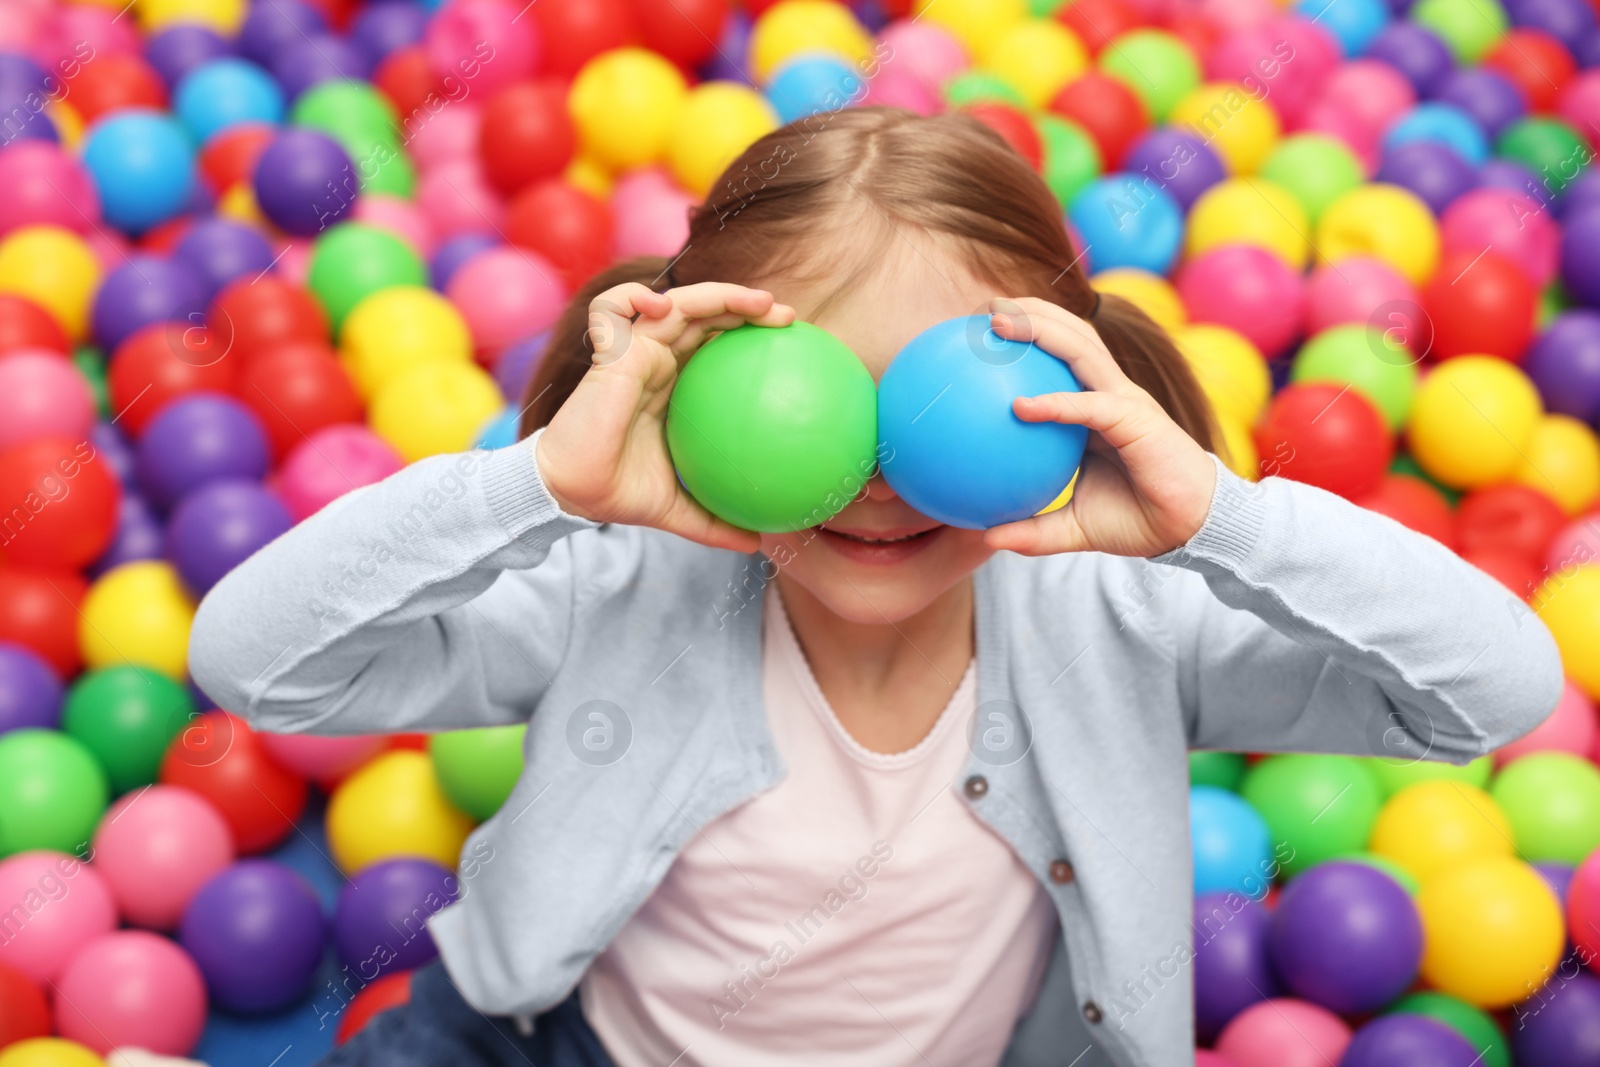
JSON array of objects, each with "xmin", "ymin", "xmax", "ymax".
[{"xmin": 191, "ymin": 109, "xmax": 1562, "ymax": 1067}]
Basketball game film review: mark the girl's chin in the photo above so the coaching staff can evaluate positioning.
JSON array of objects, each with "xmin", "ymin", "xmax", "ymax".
[{"xmin": 814, "ymin": 524, "xmax": 947, "ymax": 566}]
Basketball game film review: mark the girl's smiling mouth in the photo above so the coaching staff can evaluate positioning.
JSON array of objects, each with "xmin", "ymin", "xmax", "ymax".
[{"xmin": 815, "ymin": 521, "xmax": 947, "ymax": 564}]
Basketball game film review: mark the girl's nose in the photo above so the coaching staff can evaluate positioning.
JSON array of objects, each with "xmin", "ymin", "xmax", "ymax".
[{"xmin": 863, "ymin": 473, "xmax": 899, "ymax": 502}]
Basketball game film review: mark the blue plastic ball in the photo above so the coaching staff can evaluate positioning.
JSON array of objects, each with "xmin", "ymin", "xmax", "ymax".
[
  {"xmin": 1296, "ymin": 0, "xmax": 1389, "ymax": 55},
  {"xmin": 767, "ymin": 56, "xmax": 863, "ymax": 123},
  {"xmin": 173, "ymin": 58, "xmax": 285, "ymax": 143},
  {"xmin": 1190, "ymin": 785, "xmax": 1274, "ymax": 897},
  {"xmin": 877, "ymin": 316, "xmax": 1087, "ymax": 530},
  {"xmin": 1383, "ymin": 103, "xmax": 1490, "ymax": 165},
  {"xmin": 81, "ymin": 110, "xmax": 196, "ymax": 235},
  {"xmin": 1067, "ymin": 174, "xmax": 1184, "ymax": 274},
  {"xmin": 475, "ymin": 406, "xmax": 520, "ymax": 451}
]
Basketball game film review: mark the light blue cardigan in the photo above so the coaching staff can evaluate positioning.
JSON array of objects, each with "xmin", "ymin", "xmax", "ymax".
[{"xmin": 189, "ymin": 435, "xmax": 1562, "ymax": 1067}]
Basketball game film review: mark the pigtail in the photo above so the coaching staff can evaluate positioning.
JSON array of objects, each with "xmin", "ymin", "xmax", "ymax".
[{"xmin": 1088, "ymin": 291, "xmax": 1218, "ymax": 455}]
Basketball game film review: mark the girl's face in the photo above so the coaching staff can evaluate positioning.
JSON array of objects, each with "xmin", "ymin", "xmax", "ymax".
[{"xmin": 756, "ymin": 241, "xmax": 1004, "ymax": 626}]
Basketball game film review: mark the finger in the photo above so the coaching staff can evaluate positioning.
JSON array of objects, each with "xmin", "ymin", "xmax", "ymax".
[
  {"xmin": 1012, "ymin": 390, "xmax": 1163, "ymax": 452},
  {"xmin": 984, "ymin": 505, "xmax": 1092, "ymax": 557},
  {"xmin": 989, "ymin": 296, "xmax": 1140, "ymax": 396},
  {"xmin": 659, "ymin": 491, "xmax": 762, "ymax": 553},
  {"xmin": 663, "ymin": 283, "xmax": 794, "ymax": 326},
  {"xmin": 588, "ymin": 284, "xmax": 672, "ymax": 361}
]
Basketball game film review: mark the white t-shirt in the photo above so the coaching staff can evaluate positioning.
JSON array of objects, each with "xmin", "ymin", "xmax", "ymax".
[{"xmin": 581, "ymin": 587, "xmax": 1057, "ymax": 1066}]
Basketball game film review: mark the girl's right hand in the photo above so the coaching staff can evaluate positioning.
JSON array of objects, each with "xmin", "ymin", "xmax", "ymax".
[{"xmin": 534, "ymin": 281, "xmax": 794, "ymax": 552}]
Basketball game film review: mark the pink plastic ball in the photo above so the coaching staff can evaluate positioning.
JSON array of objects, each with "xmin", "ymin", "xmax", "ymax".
[
  {"xmin": 0, "ymin": 0, "xmax": 47, "ymax": 60},
  {"xmin": 1496, "ymin": 679, "xmax": 1598, "ymax": 766},
  {"xmin": 417, "ymin": 157, "xmax": 505, "ymax": 240},
  {"xmin": 0, "ymin": 350, "xmax": 95, "ymax": 450},
  {"xmin": 1545, "ymin": 515, "xmax": 1600, "ymax": 574},
  {"xmin": 1304, "ymin": 60, "xmax": 1415, "ymax": 140},
  {"xmin": 1216, "ymin": 999, "xmax": 1353, "ymax": 1067},
  {"xmin": 274, "ymin": 237, "xmax": 313, "ymax": 288},
  {"xmin": 53, "ymin": 931, "xmax": 207, "ymax": 1056},
  {"xmin": 91, "ymin": 786, "xmax": 234, "ymax": 931},
  {"xmin": 354, "ymin": 194, "xmax": 436, "ymax": 259},
  {"xmin": 425, "ymin": 0, "xmax": 538, "ymax": 97},
  {"xmin": 1305, "ymin": 257, "xmax": 1417, "ymax": 334},
  {"xmin": 1293, "ymin": 99, "xmax": 1379, "ymax": 175},
  {"xmin": 0, "ymin": 851, "xmax": 116, "ymax": 983},
  {"xmin": 0, "ymin": 141, "xmax": 101, "ymax": 237},
  {"xmin": 446, "ymin": 246, "xmax": 568, "ymax": 352},
  {"xmin": 1199, "ymin": 0, "xmax": 1276, "ymax": 33},
  {"xmin": 1196, "ymin": 1052, "xmax": 1242, "ymax": 1067},
  {"xmin": 875, "ymin": 21, "xmax": 968, "ymax": 92},
  {"xmin": 258, "ymin": 733, "xmax": 383, "ymax": 781},
  {"xmin": 1207, "ymin": 18, "xmax": 1338, "ymax": 124},
  {"xmin": 1558, "ymin": 72, "xmax": 1600, "ymax": 147},
  {"xmin": 45, "ymin": 5, "xmax": 140, "ymax": 66},
  {"xmin": 276, "ymin": 424, "xmax": 404, "ymax": 522},
  {"xmin": 407, "ymin": 101, "xmax": 483, "ymax": 173},
  {"xmin": 610, "ymin": 168, "xmax": 693, "ymax": 260},
  {"xmin": 863, "ymin": 65, "xmax": 942, "ymax": 115},
  {"xmin": 1177, "ymin": 244, "xmax": 1305, "ymax": 357},
  {"xmin": 1439, "ymin": 189, "xmax": 1559, "ymax": 289}
]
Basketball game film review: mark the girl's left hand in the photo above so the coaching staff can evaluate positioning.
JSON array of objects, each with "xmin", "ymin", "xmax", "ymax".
[{"xmin": 982, "ymin": 297, "xmax": 1218, "ymax": 559}]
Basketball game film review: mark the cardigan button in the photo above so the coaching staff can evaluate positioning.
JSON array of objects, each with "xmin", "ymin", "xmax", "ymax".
[
  {"xmin": 1049, "ymin": 860, "xmax": 1075, "ymax": 885},
  {"xmin": 963, "ymin": 775, "xmax": 989, "ymax": 799},
  {"xmin": 1082, "ymin": 1001, "xmax": 1103, "ymax": 1025}
]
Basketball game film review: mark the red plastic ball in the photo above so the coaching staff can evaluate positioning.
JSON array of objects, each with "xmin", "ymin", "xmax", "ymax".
[
  {"xmin": 209, "ymin": 276, "xmax": 331, "ymax": 365},
  {"xmin": 479, "ymin": 79, "xmax": 577, "ymax": 197},
  {"xmin": 1460, "ymin": 548, "xmax": 1543, "ymax": 599},
  {"xmin": 335, "ymin": 970, "xmax": 413, "ymax": 1045},
  {"xmin": 632, "ymin": 0, "xmax": 729, "ymax": 67},
  {"xmin": 1419, "ymin": 249, "xmax": 1537, "ymax": 361},
  {"xmin": 199, "ymin": 124, "xmax": 277, "ymax": 195},
  {"xmin": 238, "ymin": 342, "xmax": 363, "ymax": 459},
  {"xmin": 62, "ymin": 54, "xmax": 168, "ymax": 125},
  {"xmin": 505, "ymin": 180, "xmax": 615, "ymax": 290},
  {"xmin": 1050, "ymin": 72, "xmax": 1149, "ymax": 169},
  {"xmin": 375, "ymin": 45, "xmax": 445, "ymax": 121},
  {"xmin": 141, "ymin": 217, "xmax": 194, "ymax": 256},
  {"xmin": 963, "ymin": 103, "xmax": 1044, "ymax": 170},
  {"xmin": 1454, "ymin": 483, "xmax": 1567, "ymax": 561},
  {"xmin": 1253, "ymin": 383, "xmax": 1394, "ymax": 498},
  {"xmin": 0, "ymin": 437, "xmax": 119, "ymax": 569},
  {"xmin": 1355, "ymin": 473, "xmax": 1455, "ymax": 547},
  {"xmin": 0, "ymin": 293, "xmax": 70, "ymax": 357},
  {"xmin": 0, "ymin": 962, "xmax": 50, "ymax": 1047},
  {"xmin": 159, "ymin": 711, "xmax": 308, "ymax": 854},
  {"xmin": 1485, "ymin": 30, "xmax": 1575, "ymax": 113},
  {"xmin": 108, "ymin": 323, "xmax": 235, "ymax": 436},
  {"xmin": 1058, "ymin": 0, "xmax": 1142, "ymax": 54},
  {"xmin": 0, "ymin": 566, "xmax": 87, "ymax": 678},
  {"xmin": 533, "ymin": 0, "xmax": 641, "ymax": 78}
]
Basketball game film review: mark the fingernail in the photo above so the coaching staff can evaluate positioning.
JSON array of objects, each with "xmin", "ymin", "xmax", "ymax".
[{"xmin": 992, "ymin": 312, "xmax": 1012, "ymax": 332}]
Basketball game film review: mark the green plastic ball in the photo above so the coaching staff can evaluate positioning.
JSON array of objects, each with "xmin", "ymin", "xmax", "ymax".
[
  {"xmin": 1540, "ymin": 281, "xmax": 1572, "ymax": 329},
  {"xmin": 62, "ymin": 666, "xmax": 195, "ymax": 794},
  {"xmin": 1338, "ymin": 851, "xmax": 1420, "ymax": 895},
  {"xmin": 1260, "ymin": 135, "xmax": 1365, "ymax": 225},
  {"xmin": 1498, "ymin": 117, "xmax": 1590, "ymax": 195},
  {"xmin": 1027, "ymin": 0, "xmax": 1068, "ymax": 13},
  {"xmin": 291, "ymin": 81, "xmax": 399, "ymax": 146},
  {"xmin": 1290, "ymin": 325, "xmax": 1419, "ymax": 430},
  {"xmin": 308, "ymin": 223, "xmax": 428, "ymax": 334},
  {"xmin": 943, "ymin": 71, "xmax": 1027, "ymax": 108},
  {"xmin": 1188, "ymin": 751, "xmax": 1247, "ymax": 791},
  {"xmin": 667, "ymin": 322, "xmax": 878, "ymax": 533},
  {"xmin": 1037, "ymin": 114, "xmax": 1102, "ymax": 208},
  {"xmin": 1386, "ymin": 992, "xmax": 1510, "ymax": 1067},
  {"xmin": 1240, "ymin": 754, "xmax": 1382, "ymax": 876},
  {"xmin": 1099, "ymin": 30, "xmax": 1199, "ymax": 122},
  {"xmin": 0, "ymin": 729, "xmax": 109, "ymax": 856},
  {"xmin": 1410, "ymin": 0, "xmax": 1509, "ymax": 62},
  {"xmin": 1489, "ymin": 752, "xmax": 1600, "ymax": 865},
  {"xmin": 1363, "ymin": 754, "xmax": 1492, "ymax": 797},
  {"xmin": 1390, "ymin": 454, "xmax": 1459, "ymax": 504},
  {"xmin": 429, "ymin": 724, "xmax": 527, "ymax": 821},
  {"xmin": 72, "ymin": 345, "xmax": 109, "ymax": 420}
]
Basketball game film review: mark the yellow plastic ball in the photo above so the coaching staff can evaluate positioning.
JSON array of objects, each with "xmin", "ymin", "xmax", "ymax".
[
  {"xmin": 326, "ymin": 750, "xmax": 474, "ymax": 874},
  {"xmin": 915, "ymin": 0, "xmax": 1026, "ymax": 57},
  {"xmin": 0, "ymin": 225, "xmax": 101, "ymax": 339},
  {"xmin": 979, "ymin": 19, "xmax": 1089, "ymax": 108},
  {"xmin": 46, "ymin": 99, "xmax": 83, "ymax": 147},
  {"xmin": 1416, "ymin": 856, "xmax": 1565, "ymax": 1008},
  {"xmin": 342, "ymin": 285, "xmax": 473, "ymax": 400},
  {"xmin": 1514, "ymin": 414, "xmax": 1600, "ymax": 516},
  {"xmin": 1316, "ymin": 183, "xmax": 1440, "ymax": 285},
  {"xmin": 1408, "ymin": 356, "xmax": 1544, "ymax": 489},
  {"xmin": 569, "ymin": 48, "xmax": 688, "ymax": 171},
  {"xmin": 1214, "ymin": 414, "xmax": 1258, "ymax": 480},
  {"xmin": 1037, "ymin": 469, "xmax": 1081, "ymax": 515},
  {"xmin": 370, "ymin": 361, "xmax": 503, "ymax": 463},
  {"xmin": 139, "ymin": 0, "xmax": 245, "ymax": 33},
  {"xmin": 0, "ymin": 1039, "xmax": 105, "ymax": 1067},
  {"xmin": 80, "ymin": 562, "xmax": 195, "ymax": 681},
  {"xmin": 750, "ymin": 0, "xmax": 875, "ymax": 84},
  {"xmin": 1174, "ymin": 324, "xmax": 1271, "ymax": 425},
  {"xmin": 564, "ymin": 155, "xmax": 613, "ymax": 199},
  {"xmin": 667, "ymin": 82, "xmax": 780, "ymax": 199},
  {"xmin": 1369, "ymin": 780, "xmax": 1514, "ymax": 883},
  {"xmin": 1169, "ymin": 82, "xmax": 1280, "ymax": 173},
  {"xmin": 1184, "ymin": 177, "xmax": 1310, "ymax": 268},
  {"xmin": 1536, "ymin": 564, "xmax": 1600, "ymax": 700},
  {"xmin": 217, "ymin": 182, "xmax": 267, "ymax": 227},
  {"xmin": 1089, "ymin": 268, "xmax": 1186, "ymax": 334}
]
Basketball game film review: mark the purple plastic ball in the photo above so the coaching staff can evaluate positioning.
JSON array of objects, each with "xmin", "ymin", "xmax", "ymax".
[
  {"xmin": 1564, "ymin": 170, "xmax": 1600, "ymax": 218},
  {"xmin": 493, "ymin": 331, "xmax": 549, "ymax": 402},
  {"xmin": 1193, "ymin": 892, "xmax": 1280, "ymax": 1042},
  {"xmin": 702, "ymin": 9, "xmax": 753, "ymax": 83},
  {"xmin": 91, "ymin": 422, "xmax": 137, "ymax": 487},
  {"xmin": 1534, "ymin": 862, "xmax": 1576, "ymax": 904},
  {"xmin": 91, "ymin": 493, "xmax": 166, "ymax": 577},
  {"xmin": 1122, "ymin": 129, "xmax": 1227, "ymax": 210},
  {"xmin": 174, "ymin": 219, "xmax": 276, "ymax": 303},
  {"xmin": 350, "ymin": 1, "xmax": 430, "ymax": 62},
  {"xmin": 1478, "ymin": 158, "xmax": 1554, "ymax": 209},
  {"xmin": 238, "ymin": 0, "xmax": 328, "ymax": 67},
  {"xmin": 1563, "ymin": 210, "xmax": 1600, "ymax": 307},
  {"xmin": 90, "ymin": 256, "xmax": 206, "ymax": 353},
  {"xmin": 1527, "ymin": 310, "xmax": 1600, "ymax": 421},
  {"xmin": 1431, "ymin": 68, "xmax": 1527, "ymax": 139},
  {"xmin": 180, "ymin": 860, "xmax": 325, "ymax": 1014},
  {"xmin": 0, "ymin": 643, "xmax": 63, "ymax": 735},
  {"xmin": 1507, "ymin": 0, "xmax": 1598, "ymax": 51},
  {"xmin": 430, "ymin": 232, "xmax": 498, "ymax": 290},
  {"xmin": 0, "ymin": 54, "xmax": 57, "ymax": 143},
  {"xmin": 333, "ymin": 858, "xmax": 459, "ymax": 977},
  {"xmin": 1378, "ymin": 140, "xmax": 1478, "ymax": 213},
  {"xmin": 1344, "ymin": 1015, "xmax": 1481, "ymax": 1067},
  {"xmin": 253, "ymin": 129, "xmax": 358, "ymax": 236},
  {"xmin": 1514, "ymin": 973, "xmax": 1600, "ymax": 1067},
  {"xmin": 136, "ymin": 395, "xmax": 271, "ymax": 510},
  {"xmin": 165, "ymin": 480, "xmax": 292, "ymax": 595},
  {"xmin": 144, "ymin": 25, "xmax": 235, "ymax": 88},
  {"xmin": 271, "ymin": 34, "xmax": 372, "ymax": 99},
  {"xmin": 1269, "ymin": 861, "xmax": 1422, "ymax": 1015},
  {"xmin": 1366, "ymin": 22, "xmax": 1455, "ymax": 94}
]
